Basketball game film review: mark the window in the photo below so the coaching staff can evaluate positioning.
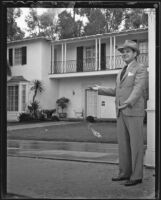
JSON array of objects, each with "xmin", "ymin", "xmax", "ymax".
[
  {"xmin": 7, "ymin": 85, "xmax": 19, "ymax": 111},
  {"xmin": 15, "ymin": 48, "xmax": 22, "ymax": 65},
  {"xmin": 139, "ymin": 41, "xmax": 148, "ymax": 53},
  {"xmin": 21, "ymin": 85, "xmax": 26, "ymax": 111},
  {"xmin": 9, "ymin": 46, "xmax": 27, "ymax": 66},
  {"xmin": 85, "ymin": 46, "xmax": 95, "ymax": 71}
]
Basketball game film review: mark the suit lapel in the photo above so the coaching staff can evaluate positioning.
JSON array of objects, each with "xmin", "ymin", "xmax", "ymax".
[{"xmin": 120, "ymin": 60, "xmax": 137, "ymax": 83}]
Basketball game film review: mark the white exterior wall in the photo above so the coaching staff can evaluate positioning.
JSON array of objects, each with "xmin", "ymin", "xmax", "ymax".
[
  {"xmin": 58, "ymin": 75, "xmax": 117, "ymax": 119},
  {"xmin": 40, "ymin": 41, "xmax": 59, "ymax": 110},
  {"xmin": 7, "ymin": 39, "xmax": 55, "ymax": 120},
  {"xmin": 8, "ymin": 41, "xmax": 42, "ymax": 81}
]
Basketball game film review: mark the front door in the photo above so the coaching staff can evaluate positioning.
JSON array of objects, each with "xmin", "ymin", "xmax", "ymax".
[{"xmin": 85, "ymin": 89, "xmax": 97, "ymax": 117}]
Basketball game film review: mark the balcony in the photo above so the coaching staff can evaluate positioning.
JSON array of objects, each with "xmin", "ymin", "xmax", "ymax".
[{"xmin": 50, "ymin": 53, "xmax": 148, "ymax": 75}]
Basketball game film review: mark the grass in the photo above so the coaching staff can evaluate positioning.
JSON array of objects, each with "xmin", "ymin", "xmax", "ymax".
[{"xmin": 7, "ymin": 121, "xmax": 147, "ymax": 144}]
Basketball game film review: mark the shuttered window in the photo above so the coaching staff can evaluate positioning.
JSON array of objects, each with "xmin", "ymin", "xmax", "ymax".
[{"xmin": 14, "ymin": 46, "xmax": 27, "ymax": 65}]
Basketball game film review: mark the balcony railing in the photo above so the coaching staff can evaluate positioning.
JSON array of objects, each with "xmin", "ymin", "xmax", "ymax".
[{"xmin": 52, "ymin": 53, "xmax": 148, "ymax": 74}]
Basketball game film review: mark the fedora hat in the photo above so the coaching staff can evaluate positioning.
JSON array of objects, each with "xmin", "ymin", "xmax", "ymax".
[{"xmin": 117, "ymin": 40, "xmax": 140, "ymax": 55}]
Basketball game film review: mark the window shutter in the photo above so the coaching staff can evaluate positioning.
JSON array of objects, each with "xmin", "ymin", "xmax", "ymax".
[
  {"xmin": 76, "ymin": 46, "xmax": 83, "ymax": 72},
  {"xmin": 101, "ymin": 43, "xmax": 106, "ymax": 70},
  {"xmin": 22, "ymin": 46, "xmax": 27, "ymax": 65},
  {"xmin": 9, "ymin": 48, "xmax": 13, "ymax": 66}
]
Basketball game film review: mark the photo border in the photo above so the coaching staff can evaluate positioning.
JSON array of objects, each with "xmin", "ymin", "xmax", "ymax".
[{"xmin": 0, "ymin": 1, "xmax": 160, "ymax": 199}]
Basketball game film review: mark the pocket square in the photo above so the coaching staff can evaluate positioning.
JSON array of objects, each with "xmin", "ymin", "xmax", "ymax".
[{"xmin": 128, "ymin": 72, "xmax": 134, "ymax": 76}]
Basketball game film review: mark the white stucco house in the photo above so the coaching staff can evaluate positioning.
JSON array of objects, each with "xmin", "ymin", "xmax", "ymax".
[{"xmin": 7, "ymin": 28, "xmax": 148, "ymax": 121}]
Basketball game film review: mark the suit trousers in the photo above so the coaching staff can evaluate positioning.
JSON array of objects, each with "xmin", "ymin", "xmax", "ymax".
[{"xmin": 117, "ymin": 111, "xmax": 144, "ymax": 180}]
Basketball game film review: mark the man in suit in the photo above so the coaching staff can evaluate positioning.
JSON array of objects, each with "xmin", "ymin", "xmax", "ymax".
[{"xmin": 90, "ymin": 40, "xmax": 148, "ymax": 186}]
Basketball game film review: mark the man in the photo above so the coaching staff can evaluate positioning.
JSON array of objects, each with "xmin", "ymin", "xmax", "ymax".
[{"xmin": 90, "ymin": 40, "xmax": 148, "ymax": 186}]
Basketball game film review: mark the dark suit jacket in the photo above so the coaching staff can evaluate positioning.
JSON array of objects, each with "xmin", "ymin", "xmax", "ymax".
[{"xmin": 98, "ymin": 60, "xmax": 148, "ymax": 117}]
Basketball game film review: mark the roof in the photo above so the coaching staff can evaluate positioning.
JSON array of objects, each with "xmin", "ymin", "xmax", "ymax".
[
  {"xmin": 7, "ymin": 76, "xmax": 29, "ymax": 83},
  {"xmin": 7, "ymin": 36, "xmax": 51, "ymax": 45},
  {"xmin": 52, "ymin": 27, "xmax": 148, "ymax": 44}
]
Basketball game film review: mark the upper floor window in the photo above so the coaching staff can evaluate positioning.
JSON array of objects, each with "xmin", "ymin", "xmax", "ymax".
[
  {"xmin": 8, "ymin": 46, "xmax": 27, "ymax": 66},
  {"xmin": 138, "ymin": 41, "xmax": 148, "ymax": 53}
]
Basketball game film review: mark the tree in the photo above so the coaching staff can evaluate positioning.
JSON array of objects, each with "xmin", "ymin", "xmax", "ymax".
[
  {"xmin": 56, "ymin": 10, "xmax": 76, "ymax": 39},
  {"xmin": 7, "ymin": 8, "xmax": 25, "ymax": 41},
  {"xmin": 123, "ymin": 9, "xmax": 148, "ymax": 30},
  {"xmin": 28, "ymin": 79, "xmax": 44, "ymax": 119},
  {"xmin": 83, "ymin": 8, "xmax": 106, "ymax": 35},
  {"xmin": 30, "ymin": 79, "xmax": 44, "ymax": 102},
  {"xmin": 25, "ymin": 8, "xmax": 41, "ymax": 37},
  {"xmin": 56, "ymin": 97, "xmax": 69, "ymax": 114},
  {"xmin": 104, "ymin": 8, "xmax": 124, "ymax": 32},
  {"xmin": 25, "ymin": 8, "xmax": 57, "ymax": 39}
]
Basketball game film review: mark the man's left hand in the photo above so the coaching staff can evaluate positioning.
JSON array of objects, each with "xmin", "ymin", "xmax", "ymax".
[
  {"xmin": 118, "ymin": 102, "xmax": 132, "ymax": 110},
  {"xmin": 118, "ymin": 103, "xmax": 128, "ymax": 110}
]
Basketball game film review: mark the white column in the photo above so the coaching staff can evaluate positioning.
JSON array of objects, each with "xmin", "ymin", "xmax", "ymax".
[
  {"xmin": 61, "ymin": 43, "xmax": 64, "ymax": 73},
  {"xmin": 110, "ymin": 36, "xmax": 112, "ymax": 69},
  {"xmin": 50, "ymin": 44, "xmax": 53, "ymax": 74},
  {"xmin": 144, "ymin": 8, "xmax": 156, "ymax": 167},
  {"xmin": 113, "ymin": 36, "xmax": 116, "ymax": 69},
  {"xmin": 64, "ymin": 43, "xmax": 67, "ymax": 73},
  {"xmin": 95, "ymin": 38, "xmax": 98, "ymax": 71},
  {"xmin": 52, "ymin": 44, "xmax": 54, "ymax": 74},
  {"xmin": 98, "ymin": 38, "xmax": 101, "ymax": 70}
]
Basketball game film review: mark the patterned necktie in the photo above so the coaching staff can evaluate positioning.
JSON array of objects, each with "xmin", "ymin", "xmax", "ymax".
[{"xmin": 120, "ymin": 65, "xmax": 128, "ymax": 80}]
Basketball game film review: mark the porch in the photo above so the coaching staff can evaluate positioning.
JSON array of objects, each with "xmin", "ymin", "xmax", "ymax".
[
  {"xmin": 50, "ymin": 53, "xmax": 148, "ymax": 74},
  {"xmin": 49, "ymin": 29, "xmax": 148, "ymax": 76}
]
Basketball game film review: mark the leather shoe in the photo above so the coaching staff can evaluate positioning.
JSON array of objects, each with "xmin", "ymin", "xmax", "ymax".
[
  {"xmin": 124, "ymin": 179, "xmax": 142, "ymax": 186},
  {"xmin": 112, "ymin": 176, "xmax": 129, "ymax": 181}
]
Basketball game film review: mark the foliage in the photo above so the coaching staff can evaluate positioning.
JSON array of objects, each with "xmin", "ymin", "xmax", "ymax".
[
  {"xmin": 86, "ymin": 116, "xmax": 95, "ymax": 123},
  {"xmin": 42, "ymin": 109, "xmax": 56, "ymax": 118},
  {"xmin": 56, "ymin": 10, "xmax": 83, "ymax": 39},
  {"xmin": 123, "ymin": 8, "xmax": 148, "ymax": 30},
  {"xmin": 104, "ymin": 8, "xmax": 124, "ymax": 32},
  {"xmin": 51, "ymin": 115, "xmax": 60, "ymax": 121},
  {"xmin": 30, "ymin": 79, "xmax": 44, "ymax": 102},
  {"xmin": 56, "ymin": 97, "xmax": 69, "ymax": 113},
  {"xmin": 18, "ymin": 113, "xmax": 33, "ymax": 122},
  {"xmin": 7, "ymin": 8, "xmax": 25, "ymax": 41},
  {"xmin": 27, "ymin": 100, "xmax": 40, "ymax": 119},
  {"xmin": 10, "ymin": 8, "xmax": 148, "ymax": 41},
  {"xmin": 83, "ymin": 8, "xmax": 106, "ymax": 35},
  {"xmin": 25, "ymin": 8, "xmax": 57, "ymax": 39}
]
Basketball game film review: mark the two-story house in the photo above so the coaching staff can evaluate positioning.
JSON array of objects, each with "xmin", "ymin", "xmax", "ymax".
[{"xmin": 7, "ymin": 28, "xmax": 148, "ymax": 121}]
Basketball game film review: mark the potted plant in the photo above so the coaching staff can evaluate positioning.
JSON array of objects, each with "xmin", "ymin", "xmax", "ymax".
[{"xmin": 56, "ymin": 97, "xmax": 69, "ymax": 118}]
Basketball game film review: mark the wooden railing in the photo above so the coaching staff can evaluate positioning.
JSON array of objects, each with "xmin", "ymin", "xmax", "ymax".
[{"xmin": 51, "ymin": 53, "xmax": 148, "ymax": 74}]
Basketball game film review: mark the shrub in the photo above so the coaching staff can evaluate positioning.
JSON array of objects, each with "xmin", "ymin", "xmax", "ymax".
[
  {"xmin": 27, "ymin": 100, "xmax": 40, "ymax": 119},
  {"xmin": 56, "ymin": 97, "xmax": 69, "ymax": 114},
  {"xmin": 86, "ymin": 116, "xmax": 95, "ymax": 123},
  {"xmin": 18, "ymin": 113, "xmax": 33, "ymax": 122},
  {"xmin": 51, "ymin": 115, "xmax": 60, "ymax": 121},
  {"xmin": 42, "ymin": 109, "xmax": 56, "ymax": 118}
]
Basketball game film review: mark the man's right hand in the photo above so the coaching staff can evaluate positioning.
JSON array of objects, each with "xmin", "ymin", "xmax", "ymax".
[{"xmin": 89, "ymin": 85, "xmax": 100, "ymax": 91}]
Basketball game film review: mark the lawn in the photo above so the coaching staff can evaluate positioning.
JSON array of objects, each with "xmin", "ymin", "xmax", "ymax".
[{"xmin": 7, "ymin": 121, "xmax": 147, "ymax": 144}]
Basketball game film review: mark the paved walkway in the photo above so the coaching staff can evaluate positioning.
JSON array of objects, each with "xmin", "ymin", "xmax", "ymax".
[{"xmin": 6, "ymin": 121, "xmax": 156, "ymax": 199}]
